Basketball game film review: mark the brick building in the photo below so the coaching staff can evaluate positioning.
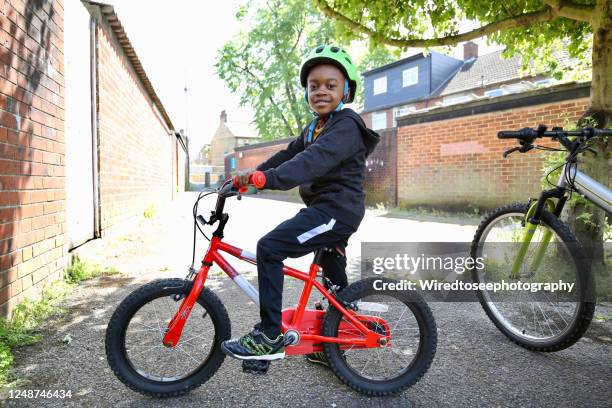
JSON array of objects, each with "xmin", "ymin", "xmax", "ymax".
[
  {"xmin": 204, "ymin": 110, "xmax": 259, "ymax": 183},
  {"xmin": 0, "ymin": 0, "xmax": 187, "ymax": 317}
]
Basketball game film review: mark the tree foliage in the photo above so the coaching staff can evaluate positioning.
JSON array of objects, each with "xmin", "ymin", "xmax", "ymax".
[
  {"xmin": 315, "ymin": 0, "xmax": 610, "ymax": 121},
  {"xmin": 216, "ymin": 0, "xmax": 341, "ymax": 141}
]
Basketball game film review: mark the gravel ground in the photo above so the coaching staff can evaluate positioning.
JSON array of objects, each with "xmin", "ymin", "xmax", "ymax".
[{"xmin": 1, "ymin": 193, "xmax": 610, "ymax": 408}]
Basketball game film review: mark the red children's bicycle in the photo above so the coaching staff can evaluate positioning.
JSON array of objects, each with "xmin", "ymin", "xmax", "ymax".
[{"xmin": 105, "ymin": 179, "xmax": 437, "ymax": 397}]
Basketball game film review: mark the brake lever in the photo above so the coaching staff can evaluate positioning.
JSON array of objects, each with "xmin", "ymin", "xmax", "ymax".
[
  {"xmin": 503, "ymin": 146, "xmax": 522, "ymax": 158},
  {"xmin": 503, "ymin": 143, "xmax": 534, "ymax": 158},
  {"xmin": 196, "ymin": 215, "xmax": 207, "ymax": 226}
]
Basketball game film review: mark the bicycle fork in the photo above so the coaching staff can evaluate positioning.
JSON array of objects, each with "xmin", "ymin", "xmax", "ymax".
[
  {"xmin": 162, "ymin": 237, "xmax": 261, "ymax": 348},
  {"xmin": 510, "ymin": 192, "xmax": 567, "ymax": 279},
  {"xmin": 162, "ymin": 261, "xmax": 211, "ymax": 347}
]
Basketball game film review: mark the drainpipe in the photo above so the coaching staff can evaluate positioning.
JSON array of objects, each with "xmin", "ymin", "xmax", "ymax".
[
  {"xmin": 90, "ymin": 15, "xmax": 101, "ymax": 238},
  {"xmin": 184, "ymin": 133, "xmax": 190, "ymax": 191}
]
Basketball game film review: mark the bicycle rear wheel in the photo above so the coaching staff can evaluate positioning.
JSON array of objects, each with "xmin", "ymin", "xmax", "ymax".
[
  {"xmin": 470, "ymin": 203, "xmax": 595, "ymax": 351},
  {"xmin": 322, "ymin": 277, "xmax": 437, "ymax": 396},
  {"xmin": 105, "ymin": 278, "xmax": 231, "ymax": 397}
]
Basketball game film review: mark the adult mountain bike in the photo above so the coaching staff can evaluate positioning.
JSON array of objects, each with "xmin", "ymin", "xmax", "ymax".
[
  {"xmin": 105, "ymin": 176, "xmax": 437, "ymax": 397},
  {"xmin": 471, "ymin": 125, "xmax": 611, "ymax": 351}
]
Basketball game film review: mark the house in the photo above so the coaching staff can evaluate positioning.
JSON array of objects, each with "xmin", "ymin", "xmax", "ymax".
[
  {"xmin": 203, "ymin": 110, "xmax": 259, "ymax": 183},
  {"xmin": 361, "ymin": 42, "xmax": 554, "ymax": 130},
  {"xmin": 209, "ymin": 110, "xmax": 260, "ymax": 167}
]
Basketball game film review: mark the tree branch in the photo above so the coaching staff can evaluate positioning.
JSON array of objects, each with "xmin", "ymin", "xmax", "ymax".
[
  {"xmin": 541, "ymin": 0, "xmax": 595, "ymax": 22},
  {"xmin": 315, "ymin": 0, "xmax": 562, "ymax": 47},
  {"xmin": 229, "ymin": 59, "xmax": 294, "ymax": 135}
]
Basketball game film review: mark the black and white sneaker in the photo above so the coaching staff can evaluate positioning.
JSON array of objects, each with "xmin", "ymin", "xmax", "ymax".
[{"xmin": 221, "ymin": 328, "xmax": 285, "ymax": 361}]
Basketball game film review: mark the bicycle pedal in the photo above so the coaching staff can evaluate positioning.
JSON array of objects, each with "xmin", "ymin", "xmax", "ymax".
[{"xmin": 242, "ymin": 359, "xmax": 270, "ymax": 374}]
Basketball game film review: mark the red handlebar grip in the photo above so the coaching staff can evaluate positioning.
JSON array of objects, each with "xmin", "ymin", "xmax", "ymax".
[
  {"xmin": 233, "ymin": 171, "xmax": 266, "ymax": 191},
  {"xmin": 250, "ymin": 171, "xmax": 266, "ymax": 189}
]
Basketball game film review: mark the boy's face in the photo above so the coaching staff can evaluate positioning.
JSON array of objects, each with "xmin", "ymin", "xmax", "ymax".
[{"xmin": 306, "ymin": 64, "xmax": 347, "ymax": 116}]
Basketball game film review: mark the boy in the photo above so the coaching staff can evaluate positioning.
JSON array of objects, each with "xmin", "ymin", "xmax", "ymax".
[{"xmin": 221, "ymin": 45, "xmax": 380, "ymax": 363}]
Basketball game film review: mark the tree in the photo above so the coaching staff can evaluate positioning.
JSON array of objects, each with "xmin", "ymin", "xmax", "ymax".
[
  {"xmin": 316, "ymin": 0, "xmax": 611, "ymax": 259},
  {"xmin": 216, "ymin": 0, "xmax": 339, "ymax": 141}
]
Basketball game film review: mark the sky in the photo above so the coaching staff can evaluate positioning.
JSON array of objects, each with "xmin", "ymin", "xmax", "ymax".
[
  {"xmin": 105, "ymin": 0, "xmax": 253, "ymax": 155},
  {"xmin": 104, "ymin": 1, "xmax": 502, "ymax": 155}
]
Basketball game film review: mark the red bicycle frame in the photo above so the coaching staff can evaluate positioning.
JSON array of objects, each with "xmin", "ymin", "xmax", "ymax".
[{"xmin": 162, "ymin": 235, "xmax": 388, "ymax": 354}]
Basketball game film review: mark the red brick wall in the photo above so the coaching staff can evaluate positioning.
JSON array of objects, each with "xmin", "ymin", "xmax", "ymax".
[
  {"xmin": 96, "ymin": 19, "xmax": 173, "ymax": 236},
  {"xmin": 0, "ymin": 0, "xmax": 67, "ymax": 316},
  {"xmin": 397, "ymin": 99, "xmax": 589, "ymax": 210},
  {"xmin": 235, "ymin": 141, "xmax": 291, "ymax": 171},
  {"xmin": 363, "ymin": 128, "xmax": 396, "ymax": 205}
]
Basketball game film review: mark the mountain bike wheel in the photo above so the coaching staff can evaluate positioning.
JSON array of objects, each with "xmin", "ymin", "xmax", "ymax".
[
  {"xmin": 322, "ymin": 277, "xmax": 437, "ymax": 396},
  {"xmin": 105, "ymin": 278, "xmax": 231, "ymax": 397},
  {"xmin": 470, "ymin": 203, "xmax": 595, "ymax": 351}
]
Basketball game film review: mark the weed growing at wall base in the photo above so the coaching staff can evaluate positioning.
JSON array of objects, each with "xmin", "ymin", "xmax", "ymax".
[{"xmin": 0, "ymin": 258, "xmax": 119, "ymax": 386}]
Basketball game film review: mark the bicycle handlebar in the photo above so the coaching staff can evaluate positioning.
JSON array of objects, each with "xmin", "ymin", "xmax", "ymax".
[{"xmin": 498, "ymin": 126, "xmax": 612, "ymax": 141}]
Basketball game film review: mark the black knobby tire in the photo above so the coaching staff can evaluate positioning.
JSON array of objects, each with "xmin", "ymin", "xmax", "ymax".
[
  {"xmin": 105, "ymin": 278, "xmax": 231, "ymax": 397},
  {"xmin": 322, "ymin": 277, "xmax": 437, "ymax": 396},
  {"xmin": 470, "ymin": 203, "xmax": 595, "ymax": 352}
]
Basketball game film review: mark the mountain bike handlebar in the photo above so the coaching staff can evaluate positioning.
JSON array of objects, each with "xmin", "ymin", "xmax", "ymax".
[
  {"xmin": 498, "ymin": 126, "xmax": 612, "ymax": 142},
  {"xmin": 498, "ymin": 125, "xmax": 612, "ymax": 157}
]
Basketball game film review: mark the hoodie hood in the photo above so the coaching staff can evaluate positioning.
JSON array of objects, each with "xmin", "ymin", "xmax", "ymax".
[{"xmin": 334, "ymin": 108, "xmax": 380, "ymax": 157}]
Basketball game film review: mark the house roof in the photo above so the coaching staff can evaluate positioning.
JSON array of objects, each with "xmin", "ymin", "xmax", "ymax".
[
  {"xmin": 438, "ymin": 50, "xmax": 523, "ymax": 96},
  {"xmin": 361, "ymin": 52, "xmax": 426, "ymax": 77},
  {"xmin": 83, "ymin": 1, "xmax": 175, "ymax": 131},
  {"xmin": 225, "ymin": 121, "xmax": 260, "ymax": 138}
]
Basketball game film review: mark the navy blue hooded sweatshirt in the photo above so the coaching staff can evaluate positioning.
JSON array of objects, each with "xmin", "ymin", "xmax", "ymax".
[{"xmin": 256, "ymin": 108, "xmax": 380, "ymax": 230}]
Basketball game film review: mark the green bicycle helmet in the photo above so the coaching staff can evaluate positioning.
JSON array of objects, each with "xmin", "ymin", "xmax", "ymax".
[{"xmin": 300, "ymin": 45, "xmax": 358, "ymax": 103}]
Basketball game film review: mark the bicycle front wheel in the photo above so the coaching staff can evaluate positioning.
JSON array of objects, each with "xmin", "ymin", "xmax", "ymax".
[
  {"xmin": 322, "ymin": 277, "xmax": 437, "ymax": 396},
  {"xmin": 470, "ymin": 203, "xmax": 595, "ymax": 351},
  {"xmin": 105, "ymin": 278, "xmax": 231, "ymax": 397}
]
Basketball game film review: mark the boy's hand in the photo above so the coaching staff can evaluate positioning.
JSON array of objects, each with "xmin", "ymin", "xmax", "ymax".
[{"xmin": 235, "ymin": 168, "xmax": 256, "ymax": 188}]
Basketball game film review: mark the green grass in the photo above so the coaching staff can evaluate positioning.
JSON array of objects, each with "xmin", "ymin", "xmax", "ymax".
[
  {"xmin": 0, "ymin": 257, "xmax": 120, "ymax": 386},
  {"xmin": 64, "ymin": 257, "xmax": 119, "ymax": 284}
]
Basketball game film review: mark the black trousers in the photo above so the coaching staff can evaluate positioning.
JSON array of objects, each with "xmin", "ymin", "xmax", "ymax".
[{"xmin": 256, "ymin": 206, "xmax": 355, "ymax": 338}]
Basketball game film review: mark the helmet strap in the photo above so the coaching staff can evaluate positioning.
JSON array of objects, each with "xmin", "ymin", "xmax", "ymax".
[{"xmin": 341, "ymin": 79, "xmax": 349, "ymax": 103}]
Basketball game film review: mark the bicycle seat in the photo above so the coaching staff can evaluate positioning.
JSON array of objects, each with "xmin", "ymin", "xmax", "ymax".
[{"xmin": 321, "ymin": 245, "xmax": 346, "ymax": 257}]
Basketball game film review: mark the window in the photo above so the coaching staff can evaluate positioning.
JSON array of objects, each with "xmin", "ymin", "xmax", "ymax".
[
  {"xmin": 373, "ymin": 76, "xmax": 387, "ymax": 95},
  {"xmin": 371, "ymin": 111, "xmax": 387, "ymax": 130},
  {"xmin": 501, "ymin": 81, "xmax": 536, "ymax": 94},
  {"xmin": 393, "ymin": 104, "xmax": 416, "ymax": 126},
  {"xmin": 484, "ymin": 88, "xmax": 507, "ymax": 98},
  {"xmin": 402, "ymin": 67, "xmax": 418, "ymax": 87},
  {"xmin": 442, "ymin": 93, "xmax": 477, "ymax": 106},
  {"xmin": 534, "ymin": 78, "xmax": 553, "ymax": 87}
]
